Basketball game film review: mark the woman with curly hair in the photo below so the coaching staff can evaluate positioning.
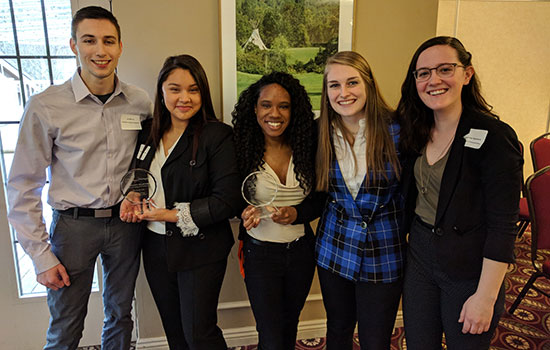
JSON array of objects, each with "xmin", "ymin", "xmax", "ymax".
[
  {"xmin": 397, "ymin": 36, "xmax": 522, "ymax": 349},
  {"xmin": 232, "ymin": 71, "xmax": 321, "ymax": 350},
  {"xmin": 315, "ymin": 51, "xmax": 404, "ymax": 350}
]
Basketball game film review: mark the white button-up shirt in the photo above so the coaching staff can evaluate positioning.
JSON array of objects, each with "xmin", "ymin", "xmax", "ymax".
[{"xmin": 332, "ymin": 118, "xmax": 367, "ymax": 199}]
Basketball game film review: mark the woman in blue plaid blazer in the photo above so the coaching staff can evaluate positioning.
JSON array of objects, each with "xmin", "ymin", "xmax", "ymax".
[{"xmin": 315, "ymin": 51, "xmax": 405, "ymax": 350}]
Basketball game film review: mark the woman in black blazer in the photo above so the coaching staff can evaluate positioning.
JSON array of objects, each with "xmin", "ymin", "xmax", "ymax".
[
  {"xmin": 397, "ymin": 37, "xmax": 522, "ymax": 349},
  {"xmin": 120, "ymin": 55, "xmax": 241, "ymax": 350}
]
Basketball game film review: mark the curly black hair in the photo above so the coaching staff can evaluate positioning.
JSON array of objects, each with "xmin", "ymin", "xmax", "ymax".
[{"xmin": 232, "ymin": 72, "xmax": 316, "ymax": 193}]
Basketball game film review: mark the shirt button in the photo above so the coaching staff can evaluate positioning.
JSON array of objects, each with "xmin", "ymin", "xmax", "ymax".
[
  {"xmin": 166, "ymin": 230, "xmax": 173, "ymax": 237},
  {"xmin": 360, "ymin": 221, "xmax": 367, "ymax": 229}
]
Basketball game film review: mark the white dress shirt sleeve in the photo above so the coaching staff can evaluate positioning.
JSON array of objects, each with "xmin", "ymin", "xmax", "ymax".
[{"xmin": 7, "ymin": 96, "xmax": 60, "ymax": 274}]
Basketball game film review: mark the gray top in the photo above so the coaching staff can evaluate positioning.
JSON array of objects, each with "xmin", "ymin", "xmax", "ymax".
[
  {"xmin": 7, "ymin": 70, "xmax": 152, "ymax": 273},
  {"xmin": 414, "ymin": 147, "xmax": 450, "ymax": 226}
]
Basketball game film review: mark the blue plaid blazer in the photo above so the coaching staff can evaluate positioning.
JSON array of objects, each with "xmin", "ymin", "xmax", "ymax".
[{"xmin": 316, "ymin": 123, "xmax": 405, "ymax": 283}]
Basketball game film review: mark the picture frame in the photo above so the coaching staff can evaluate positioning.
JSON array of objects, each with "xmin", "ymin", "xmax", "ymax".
[{"xmin": 219, "ymin": 0, "xmax": 355, "ymax": 122}]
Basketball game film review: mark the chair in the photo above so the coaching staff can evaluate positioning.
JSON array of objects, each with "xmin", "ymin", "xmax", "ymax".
[
  {"xmin": 509, "ymin": 165, "xmax": 550, "ymax": 314},
  {"xmin": 530, "ymin": 132, "xmax": 550, "ymax": 171},
  {"xmin": 516, "ymin": 141, "xmax": 530, "ymax": 238}
]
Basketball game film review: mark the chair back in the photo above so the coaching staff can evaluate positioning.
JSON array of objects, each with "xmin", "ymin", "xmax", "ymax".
[
  {"xmin": 530, "ymin": 132, "xmax": 550, "ymax": 171},
  {"xmin": 518, "ymin": 140, "xmax": 526, "ymax": 196},
  {"xmin": 526, "ymin": 166, "xmax": 550, "ymax": 252}
]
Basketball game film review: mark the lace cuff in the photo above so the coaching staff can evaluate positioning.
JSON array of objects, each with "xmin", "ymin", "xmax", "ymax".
[{"xmin": 174, "ymin": 202, "xmax": 200, "ymax": 237}]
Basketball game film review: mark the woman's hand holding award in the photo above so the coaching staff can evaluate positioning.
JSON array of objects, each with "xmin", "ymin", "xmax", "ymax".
[
  {"xmin": 241, "ymin": 171, "xmax": 279, "ymax": 219},
  {"xmin": 120, "ymin": 168, "xmax": 158, "ymax": 216}
]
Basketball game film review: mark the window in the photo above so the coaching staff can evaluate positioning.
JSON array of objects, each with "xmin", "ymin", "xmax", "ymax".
[{"xmin": 0, "ymin": 0, "xmax": 99, "ymax": 297}]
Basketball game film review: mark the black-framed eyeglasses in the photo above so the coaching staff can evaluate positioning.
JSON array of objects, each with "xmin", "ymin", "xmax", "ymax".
[{"xmin": 412, "ymin": 63, "xmax": 466, "ymax": 82}]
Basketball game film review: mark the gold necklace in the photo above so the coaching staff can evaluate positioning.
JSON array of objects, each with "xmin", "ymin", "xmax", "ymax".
[{"xmin": 419, "ymin": 135, "xmax": 455, "ymax": 195}]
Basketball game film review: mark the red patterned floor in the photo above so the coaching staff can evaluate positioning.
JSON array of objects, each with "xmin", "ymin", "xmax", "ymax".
[{"xmin": 231, "ymin": 231, "xmax": 550, "ymax": 350}]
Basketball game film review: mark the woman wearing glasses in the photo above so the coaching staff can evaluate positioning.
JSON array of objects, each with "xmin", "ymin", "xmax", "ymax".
[{"xmin": 397, "ymin": 36, "xmax": 522, "ymax": 349}]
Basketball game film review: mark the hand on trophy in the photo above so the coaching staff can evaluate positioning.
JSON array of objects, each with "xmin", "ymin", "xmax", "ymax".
[
  {"xmin": 270, "ymin": 206, "xmax": 297, "ymax": 225},
  {"xmin": 119, "ymin": 168, "xmax": 158, "ymax": 222},
  {"xmin": 120, "ymin": 191, "xmax": 145, "ymax": 222},
  {"xmin": 241, "ymin": 205, "xmax": 261, "ymax": 230},
  {"xmin": 135, "ymin": 199, "xmax": 175, "ymax": 222}
]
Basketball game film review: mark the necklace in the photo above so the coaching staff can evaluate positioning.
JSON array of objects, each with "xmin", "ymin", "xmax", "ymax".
[{"xmin": 419, "ymin": 135, "xmax": 455, "ymax": 195}]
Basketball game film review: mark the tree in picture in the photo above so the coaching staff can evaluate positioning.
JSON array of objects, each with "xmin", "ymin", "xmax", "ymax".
[{"xmin": 236, "ymin": 0, "xmax": 340, "ymax": 110}]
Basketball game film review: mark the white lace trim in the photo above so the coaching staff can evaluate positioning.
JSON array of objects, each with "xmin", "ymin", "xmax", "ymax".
[{"xmin": 174, "ymin": 202, "xmax": 200, "ymax": 237}]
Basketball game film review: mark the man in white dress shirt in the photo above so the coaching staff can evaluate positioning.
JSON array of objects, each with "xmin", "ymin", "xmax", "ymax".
[{"xmin": 7, "ymin": 6, "xmax": 152, "ymax": 350}]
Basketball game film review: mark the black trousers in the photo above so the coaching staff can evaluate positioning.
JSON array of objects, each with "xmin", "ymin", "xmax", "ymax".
[
  {"xmin": 403, "ymin": 217, "xmax": 505, "ymax": 350},
  {"xmin": 142, "ymin": 229, "xmax": 228, "ymax": 350},
  {"xmin": 243, "ymin": 234, "xmax": 316, "ymax": 350},
  {"xmin": 317, "ymin": 266, "xmax": 403, "ymax": 350}
]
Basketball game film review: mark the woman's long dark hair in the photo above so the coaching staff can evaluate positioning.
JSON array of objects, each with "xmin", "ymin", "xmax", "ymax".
[
  {"xmin": 150, "ymin": 54, "xmax": 218, "ymax": 148},
  {"xmin": 232, "ymin": 72, "xmax": 316, "ymax": 193},
  {"xmin": 397, "ymin": 36, "xmax": 497, "ymax": 155}
]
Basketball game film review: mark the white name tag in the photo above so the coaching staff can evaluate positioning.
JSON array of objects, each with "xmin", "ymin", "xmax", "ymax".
[
  {"xmin": 121, "ymin": 114, "xmax": 142, "ymax": 130},
  {"xmin": 464, "ymin": 128, "xmax": 488, "ymax": 149}
]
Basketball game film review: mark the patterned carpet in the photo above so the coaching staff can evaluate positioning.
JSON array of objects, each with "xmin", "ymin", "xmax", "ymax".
[
  {"xmin": 76, "ymin": 232, "xmax": 549, "ymax": 350},
  {"xmin": 231, "ymin": 231, "xmax": 550, "ymax": 350}
]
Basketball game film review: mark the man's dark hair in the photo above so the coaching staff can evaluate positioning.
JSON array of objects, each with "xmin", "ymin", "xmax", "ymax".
[{"xmin": 71, "ymin": 6, "xmax": 121, "ymax": 42}]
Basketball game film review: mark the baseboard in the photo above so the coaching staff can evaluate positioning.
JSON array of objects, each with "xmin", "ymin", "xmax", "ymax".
[
  {"xmin": 223, "ymin": 318, "xmax": 328, "ymax": 347},
  {"xmin": 135, "ymin": 319, "xmax": 326, "ymax": 349},
  {"xmin": 136, "ymin": 311, "xmax": 403, "ymax": 349},
  {"xmin": 135, "ymin": 336, "xmax": 169, "ymax": 349}
]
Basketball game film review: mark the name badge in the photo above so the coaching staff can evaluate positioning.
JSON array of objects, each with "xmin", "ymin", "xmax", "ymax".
[
  {"xmin": 464, "ymin": 128, "xmax": 488, "ymax": 149},
  {"xmin": 121, "ymin": 114, "xmax": 142, "ymax": 130}
]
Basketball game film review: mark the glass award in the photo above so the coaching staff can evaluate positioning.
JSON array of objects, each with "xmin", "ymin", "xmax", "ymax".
[
  {"xmin": 241, "ymin": 170, "xmax": 279, "ymax": 219},
  {"xmin": 120, "ymin": 168, "xmax": 158, "ymax": 213}
]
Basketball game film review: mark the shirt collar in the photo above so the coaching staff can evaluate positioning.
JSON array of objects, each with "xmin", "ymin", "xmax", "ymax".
[
  {"xmin": 332, "ymin": 117, "xmax": 367, "ymax": 139},
  {"xmin": 71, "ymin": 69, "xmax": 124, "ymax": 103}
]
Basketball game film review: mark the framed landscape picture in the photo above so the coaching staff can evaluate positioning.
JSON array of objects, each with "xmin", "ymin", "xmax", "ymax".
[{"xmin": 220, "ymin": 0, "xmax": 355, "ymax": 122}]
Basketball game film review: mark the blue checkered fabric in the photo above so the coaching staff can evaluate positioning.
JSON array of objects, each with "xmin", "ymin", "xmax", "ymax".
[{"xmin": 316, "ymin": 123, "xmax": 405, "ymax": 283}]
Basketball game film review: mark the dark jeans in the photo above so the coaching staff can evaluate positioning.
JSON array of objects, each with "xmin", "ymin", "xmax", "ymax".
[
  {"xmin": 142, "ymin": 230, "xmax": 228, "ymax": 350},
  {"xmin": 403, "ymin": 217, "xmax": 505, "ymax": 350},
  {"xmin": 317, "ymin": 266, "xmax": 403, "ymax": 350},
  {"xmin": 45, "ymin": 211, "xmax": 141, "ymax": 350},
  {"xmin": 243, "ymin": 234, "xmax": 316, "ymax": 350}
]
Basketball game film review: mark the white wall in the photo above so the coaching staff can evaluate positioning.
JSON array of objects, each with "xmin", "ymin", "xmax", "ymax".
[{"xmin": 438, "ymin": 0, "xmax": 550, "ymax": 177}]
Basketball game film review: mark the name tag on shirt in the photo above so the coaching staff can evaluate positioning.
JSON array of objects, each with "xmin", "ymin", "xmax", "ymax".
[
  {"xmin": 464, "ymin": 128, "xmax": 488, "ymax": 149},
  {"xmin": 121, "ymin": 114, "xmax": 142, "ymax": 130}
]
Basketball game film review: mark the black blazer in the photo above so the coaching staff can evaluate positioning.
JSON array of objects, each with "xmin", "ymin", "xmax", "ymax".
[
  {"xmin": 133, "ymin": 119, "xmax": 241, "ymax": 272},
  {"xmin": 401, "ymin": 109, "xmax": 523, "ymax": 280}
]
